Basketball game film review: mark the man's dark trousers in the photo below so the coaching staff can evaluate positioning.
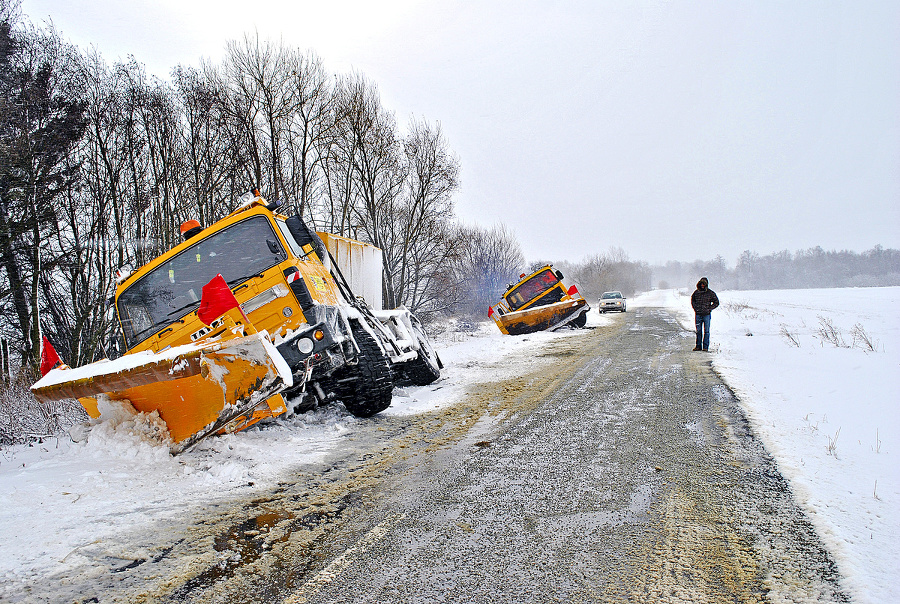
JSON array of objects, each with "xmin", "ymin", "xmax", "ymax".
[{"xmin": 695, "ymin": 314, "xmax": 711, "ymax": 350}]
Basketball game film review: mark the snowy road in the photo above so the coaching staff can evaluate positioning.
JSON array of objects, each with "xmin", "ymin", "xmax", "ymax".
[
  {"xmin": 5, "ymin": 306, "xmax": 852, "ymax": 602},
  {"xmin": 263, "ymin": 307, "xmax": 847, "ymax": 604},
  {"xmin": 160, "ymin": 306, "xmax": 846, "ymax": 603}
]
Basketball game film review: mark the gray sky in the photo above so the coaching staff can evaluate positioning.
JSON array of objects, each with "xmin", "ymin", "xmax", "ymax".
[{"xmin": 21, "ymin": 0, "xmax": 900, "ymax": 265}]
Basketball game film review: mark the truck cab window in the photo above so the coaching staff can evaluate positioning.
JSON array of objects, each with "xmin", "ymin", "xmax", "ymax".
[{"xmin": 117, "ymin": 215, "xmax": 287, "ymax": 347}]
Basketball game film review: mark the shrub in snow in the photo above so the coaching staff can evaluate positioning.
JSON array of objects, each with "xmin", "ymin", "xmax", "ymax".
[
  {"xmin": 815, "ymin": 315, "xmax": 847, "ymax": 348},
  {"xmin": 779, "ymin": 324, "xmax": 801, "ymax": 347},
  {"xmin": 724, "ymin": 299, "xmax": 752, "ymax": 316},
  {"xmin": 0, "ymin": 372, "xmax": 88, "ymax": 447},
  {"xmin": 850, "ymin": 323, "xmax": 879, "ymax": 352}
]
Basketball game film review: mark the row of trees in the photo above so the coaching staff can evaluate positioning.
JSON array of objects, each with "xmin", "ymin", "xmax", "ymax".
[
  {"xmin": 543, "ymin": 244, "xmax": 898, "ymax": 303},
  {"xmin": 0, "ymin": 1, "xmax": 528, "ymax": 374},
  {"xmin": 652, "ymin": 245, "xmax": 900, "ymax": 291}
]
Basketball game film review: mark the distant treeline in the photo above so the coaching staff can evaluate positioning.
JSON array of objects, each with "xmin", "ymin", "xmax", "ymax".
[{"xmin": 652, "ymin": 245, "xmax": 900, "ymax": 291}]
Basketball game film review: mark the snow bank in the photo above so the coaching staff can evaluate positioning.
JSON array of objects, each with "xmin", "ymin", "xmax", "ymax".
[{"xmin": 652, "ymin": 286, "xmax": 899, "ymax": 604}]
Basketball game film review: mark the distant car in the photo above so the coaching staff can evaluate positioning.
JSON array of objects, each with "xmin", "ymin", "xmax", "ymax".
[{"xmin": 599, "ymin": 291, "xmax": 626, "ymax": 313}]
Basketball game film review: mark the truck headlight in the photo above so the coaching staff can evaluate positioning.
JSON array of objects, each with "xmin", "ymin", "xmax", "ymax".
[
  {"xmin": 240, "ymin": 284, "xmax": 290, "ymax": 314},
  {"xmin": 296, "ymin": 338, "xmax": 314, "ymax": 354}
]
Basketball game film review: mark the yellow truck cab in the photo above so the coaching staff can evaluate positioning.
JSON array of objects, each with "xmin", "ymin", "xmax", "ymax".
[
  {"xmin": 116, "ymin": 201, "xmax": 339, "ymax": 354},
  {"xmin": 489, "ymin": 265, "xmax": 590, "ymax": 335},
  {"xmin": 32, "ymin": 194, "xmax": 441, "ymax": 453}
]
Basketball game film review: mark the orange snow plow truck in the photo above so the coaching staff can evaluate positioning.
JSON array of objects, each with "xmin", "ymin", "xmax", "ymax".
[
  {"xmin": 31, "ymin": 193, "xmax": 441, "ymax": 454},
  {"xmin": 488, "ymin": 265, "xmax": 590, "ymax": 335}
]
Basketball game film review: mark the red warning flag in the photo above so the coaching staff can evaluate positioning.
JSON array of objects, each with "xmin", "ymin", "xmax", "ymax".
[
  {"xmin": 40, "ymin": 336, "xmax": 64, "ymax": 376},
  {"xmin": 197, "ymin": 274, "xmax": 242, "ymax": 325}
]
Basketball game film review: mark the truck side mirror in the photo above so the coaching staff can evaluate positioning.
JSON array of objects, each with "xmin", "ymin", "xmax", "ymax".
[{"xmin": 286, "ymin": 215, "xmax": 329, "ymax": 265}]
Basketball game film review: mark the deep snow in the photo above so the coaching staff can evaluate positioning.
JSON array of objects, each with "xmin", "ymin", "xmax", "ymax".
[{"xmin": 1, "ymin": 288, "xmax": 897, "ymax": 603}]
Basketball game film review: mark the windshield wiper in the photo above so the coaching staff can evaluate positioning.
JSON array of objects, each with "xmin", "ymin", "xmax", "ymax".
[
  {"xmin": 167, "ymin": 301, "xmax": 200, "ymax": 317},
  {"xmin": 227, "ymin": 272, "xmax": 264, "ymax": 287}
]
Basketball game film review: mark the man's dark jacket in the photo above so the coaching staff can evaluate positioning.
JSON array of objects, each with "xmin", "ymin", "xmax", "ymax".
[{"xmin": 691, "ymin": 279, "xmax": 719, "ymax": 316}]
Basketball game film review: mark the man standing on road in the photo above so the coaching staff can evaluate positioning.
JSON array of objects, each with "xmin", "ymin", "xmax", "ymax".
[{"xmin": 691, "ymin": 277, "xmax": 719, "ymax": 351}]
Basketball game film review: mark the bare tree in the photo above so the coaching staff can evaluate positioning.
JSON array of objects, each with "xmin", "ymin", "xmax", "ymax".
[
  {"xmin": 331, "ymin": 73, "xmax": 407, "ymax": 307},
  {"xmin": 41, "ymin": 159, "xmax": 116, "ymax": 366},
  {"xmin": 0, "ymin": 14, "xmax": 86, "ymax": 369},
  {"xmin": 386, "ymin": 119, "xmax": 459, "ymax": 315},
  {"xmin": 558, "ymin": 248, "xmax": 650, "ymax": 300},
  {"xmin": 282, "ymin": 50, "xmax": 332, "ymax": 217},
  {"xmin": 173, "ymin": 65, "xmax": 236, "ymax": 226},
  {"xmin": 317, "ymin": 86, "xmax": 358, "ymax": 235},
  {"xmin": 79, "ymin": 51, "xmax": 131, "ymax": 269},
  {"xmin": 216, "ymin": 34, "xmax": 296, "ymax": 201},
  {"xmin": 450, "ymin": 223, "xmax": 524, "ymax": 317}
]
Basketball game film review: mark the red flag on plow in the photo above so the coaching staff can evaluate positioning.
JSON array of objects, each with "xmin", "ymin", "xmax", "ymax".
[
  {"xmin": 198, "ymin": 274, "xmax": 244, "ymax": 325},
  {"xmin": 40, "ymin": 336, "xmax": 64, "ymax": 376}
]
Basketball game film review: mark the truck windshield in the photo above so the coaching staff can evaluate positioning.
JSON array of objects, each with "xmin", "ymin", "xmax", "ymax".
[
  {"xmin": 505, "ymin": 269, "xmax": 560, "ymax": 310},
  {"xmin": 117, "ymin": 215, "xmax": 287, "ymax": 347}
]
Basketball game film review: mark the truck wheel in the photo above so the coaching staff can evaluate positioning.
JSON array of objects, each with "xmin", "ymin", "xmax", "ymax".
[
  {"xmin": 403, "ymin": 323, "xmax": 441, "ymax": 386},
  {"xmin": 571, "ymin": 311, "xmax": 587, "ymax": 328},
  {"xmin": 281, "ymin": 384, "xmax": 310, "ymax": 412},
  {"xmin": 336, "ymin": 322, "xmax": 393, "ymax": 417}
]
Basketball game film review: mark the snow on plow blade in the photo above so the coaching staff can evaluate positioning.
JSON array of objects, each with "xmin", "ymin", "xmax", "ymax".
[
  {"xmin": 494, "ymin": 299, "xmax": 588, "ymax": 336},
  {"xmin": 31, "ymin": 331, "xmax": 291, "ymax": 454}
]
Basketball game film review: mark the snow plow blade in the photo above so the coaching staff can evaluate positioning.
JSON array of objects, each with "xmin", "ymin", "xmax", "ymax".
[
  {"xmin": 31, "ymin": 329, "xmax": 291, "ymax": 454},
  {"xmin": 493, "ymin": 299, "xmax": 589, "ymax": 336}
]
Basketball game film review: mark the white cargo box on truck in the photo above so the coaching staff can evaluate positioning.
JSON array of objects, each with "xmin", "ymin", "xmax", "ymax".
[
  {"xmin": 317, "ymin": 232, "xmax": 384, "ymax": 310},
  {"xmin": 316, "ymin": 230, "xmax": 441, "ymax": 380}
]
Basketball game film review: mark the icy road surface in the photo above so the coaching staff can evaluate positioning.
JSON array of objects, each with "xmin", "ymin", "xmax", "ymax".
[
  {"xmin": 4, "ymin": 307, "xmax": 849, "ymax": 603},
  {"xmin": 275, "ymin": 308, "xmax": 847, "ymax": 604}
]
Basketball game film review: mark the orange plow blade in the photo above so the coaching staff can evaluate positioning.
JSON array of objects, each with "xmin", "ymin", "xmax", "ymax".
[
  {"xmin": 492, "ymin": 299, "xmax": 588, "ymax": 336},
  {"xmin": 31, "ymin": 331, "xmax": 292, "ymax": 454}
]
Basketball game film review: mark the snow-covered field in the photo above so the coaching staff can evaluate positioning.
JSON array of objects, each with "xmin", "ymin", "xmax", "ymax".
[
  {"xmin": 1, "ymin": 288, "xmax": 897, "ymax": 603},
  {"xmin": 642, "ymin": 286, "xmax": 899, "ymax": 604}
]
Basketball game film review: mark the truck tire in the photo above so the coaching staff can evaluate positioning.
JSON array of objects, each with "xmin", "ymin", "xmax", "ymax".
[
  {"xmin": 282, "ymin": 386, "xmax": 318, "ymax": 414},
  {"xmin": 336, "ymin": 322, "xmax": 393, "ymax": 417},
  {"xmin": 403, "ymin": 323, "xmax": 441, "ymax": 386},
  {"xmin": 571, "ymin": 311, "xmax": 588, "ymax": 328}
]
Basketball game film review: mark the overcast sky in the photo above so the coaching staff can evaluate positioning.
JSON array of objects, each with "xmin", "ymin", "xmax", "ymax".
[{"xmin": 20, "ymin": 0, "xmax": 900, "ymax": 265}]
